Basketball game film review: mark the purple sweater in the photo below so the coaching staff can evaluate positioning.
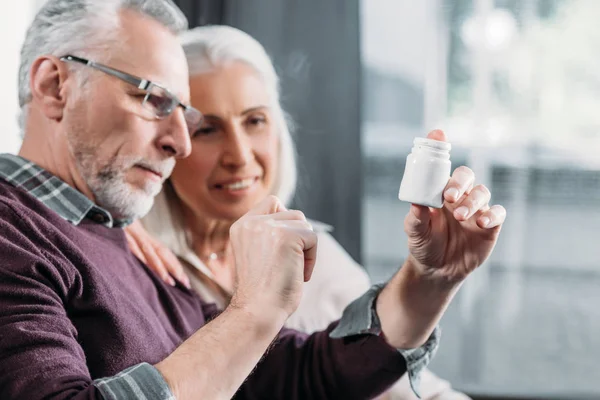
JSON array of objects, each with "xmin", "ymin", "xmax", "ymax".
[{"xmin": 0, "ymin": 179, "xmax": 407, "ymax": 399}]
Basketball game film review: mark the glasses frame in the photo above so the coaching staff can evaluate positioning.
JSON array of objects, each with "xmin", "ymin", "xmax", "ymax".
[{"xmin": 60, "ymin": 54, "xmax": 202, "ymax": 134}]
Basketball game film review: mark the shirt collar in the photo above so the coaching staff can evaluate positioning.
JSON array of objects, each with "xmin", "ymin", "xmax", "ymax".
[{"xmin": 0, "ymin": 153, "xmax": 131, "ymax": 228}]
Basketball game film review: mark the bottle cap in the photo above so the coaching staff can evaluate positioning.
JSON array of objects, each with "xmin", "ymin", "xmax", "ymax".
[{"xmin": 414, "ymin": 137, "xmax": 451, "ymax": 151}]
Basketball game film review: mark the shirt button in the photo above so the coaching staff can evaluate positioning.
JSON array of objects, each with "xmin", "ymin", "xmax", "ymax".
[{"xmin": 92, "ymin": 214, "xmax": 106, "ymax": 224}]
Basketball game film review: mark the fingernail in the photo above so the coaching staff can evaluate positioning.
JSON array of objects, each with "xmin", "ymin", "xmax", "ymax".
[
  {"xmin": 168, "ymin": 277, "xmax": 177, "ymax": 287},
  {"xmin": 446, "ymin": 188, "xmax": 459, "ymax": 200},
  {"xmin": 480, "ymin": 217, "xmax": 491, "ymax": 228},
  {"xmin": 183, "ymin": 278, "xmax": 192, "ymax": 289},
  {"xmin": 455, "ymin": 206, "xmax": 469, "ymax": 219}
]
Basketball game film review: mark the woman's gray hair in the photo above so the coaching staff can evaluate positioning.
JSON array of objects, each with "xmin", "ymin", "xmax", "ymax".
[
  {"xmin": 180, "ymin": 25, "xmax": 298, "ymax": 206},
  {"xmin": 141, "ymin": 26, "xmax": 298, "ymax": 257},
  {"xmin": 18, "ymin": 0, "xmax": 188, "ymax": 130}
]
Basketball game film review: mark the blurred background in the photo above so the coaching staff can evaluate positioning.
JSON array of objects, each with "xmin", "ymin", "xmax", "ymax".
[{"xmin": 2, "ymin": 1, "xmax": 599, "ymax": 399}]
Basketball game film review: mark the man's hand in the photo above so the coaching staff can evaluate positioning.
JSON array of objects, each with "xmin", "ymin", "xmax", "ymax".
[
  {"xmin": 157, "ymin": 196, "xmax": 318, "ymax": 400},
  {"xmin": 229, "ymin": 196, "xmax": 318, "ymax": 319},
  {"xmin": 377, "ymin": 129, "xmax": 507, "ymax": 349},
  {"xmin": 405, "ymin": 130, "xmax": 506, "ymax": 284}
]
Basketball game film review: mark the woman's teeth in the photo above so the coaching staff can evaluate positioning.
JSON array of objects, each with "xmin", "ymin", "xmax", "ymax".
[{"xmin": 222, "ymin": 178, "xmax": 255, "ymax": 191}]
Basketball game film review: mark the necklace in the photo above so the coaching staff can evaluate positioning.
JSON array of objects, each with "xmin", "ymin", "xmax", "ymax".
[{"xmin": 203, "ymin": 249, "xmax": 227, "ymax": 263}]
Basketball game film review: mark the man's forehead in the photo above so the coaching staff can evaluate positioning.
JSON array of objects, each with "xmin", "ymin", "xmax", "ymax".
[
  {"xmin": 109, "ymin": 10, "xmax": 190, "ymax": 101},
  {"xmin": 112, "ymin": 53, "xmax": 190, "ymax": 101}
]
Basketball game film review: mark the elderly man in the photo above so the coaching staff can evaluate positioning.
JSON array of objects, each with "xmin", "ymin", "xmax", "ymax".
[{"xmin": 0, "ymin": 0, "xmax": 506, "ymax": 399}]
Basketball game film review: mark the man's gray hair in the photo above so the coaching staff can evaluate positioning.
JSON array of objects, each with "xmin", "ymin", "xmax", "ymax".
[{"xmin": 18, "ymin": 0, "xmax": 188, "ymax": 129}]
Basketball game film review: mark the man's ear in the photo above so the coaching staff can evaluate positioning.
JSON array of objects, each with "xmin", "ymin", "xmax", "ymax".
[{"xmin": 29, "ymin": 55, "xmax": 72, "ymax": 122}]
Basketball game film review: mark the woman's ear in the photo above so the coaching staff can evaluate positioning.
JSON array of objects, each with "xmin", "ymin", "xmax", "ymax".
[{"xmin": 29, "ymin": 55, "xmax": 71, "ymax": 122}]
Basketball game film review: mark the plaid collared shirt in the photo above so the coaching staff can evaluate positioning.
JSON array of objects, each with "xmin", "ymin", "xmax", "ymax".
[
  {"xmin": 0, "ymin": 153, "xmax": 130, "ymax": 228},
  {"xmin": 0, "ymin": 153, "xmax": 440, "ymax": 399}
]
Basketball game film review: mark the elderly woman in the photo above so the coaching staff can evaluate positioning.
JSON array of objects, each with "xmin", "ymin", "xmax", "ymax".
[{"xmin": 126, "ymin": 25, "xmax": 470, "ymax": 400}]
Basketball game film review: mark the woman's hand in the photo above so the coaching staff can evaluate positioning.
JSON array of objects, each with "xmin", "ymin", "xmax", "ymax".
[{"xmin": 124, "ymin": 221, "xmax": 191, "ymax": 288}]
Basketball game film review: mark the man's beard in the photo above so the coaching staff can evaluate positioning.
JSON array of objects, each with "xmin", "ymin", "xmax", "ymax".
[{"xmin": 72, "ymin": 145, "xmax": 175, "ymax": 221}]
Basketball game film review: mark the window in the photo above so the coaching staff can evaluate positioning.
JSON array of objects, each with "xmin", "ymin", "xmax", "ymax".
[
  {"xmin": 362, "ymin": 0, "xmax": 599, "ymax": 397},
  {"xmin": 0, "ymin": 1, "xmax": 38, "ymax": 154}
]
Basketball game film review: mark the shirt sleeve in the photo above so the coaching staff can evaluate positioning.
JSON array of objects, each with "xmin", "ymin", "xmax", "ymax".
[
  {"xmin": 330, "ymin": 283, "xmax": 441, "ymax": 399},
  {"xmin": 233, "ymin": 284, "xmax": 422, "ymax": 400},
  {"xmin": 94, "ymin": 363, "xmax": 174, "ymax": 400}
]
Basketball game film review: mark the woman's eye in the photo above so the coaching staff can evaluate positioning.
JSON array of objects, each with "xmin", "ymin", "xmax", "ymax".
[
  {"xmin": 192, "ymin": 126, "xmax": 218, "ymax": 137},
  {"xmin": 247, "ymin": 116, "xmax": 267, "ymax": 127}
]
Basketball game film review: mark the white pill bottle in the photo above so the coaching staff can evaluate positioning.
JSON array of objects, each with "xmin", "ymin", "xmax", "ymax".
[{"xmin": 398, "ymin": 138, "xmax": 451, "ymax": 208}]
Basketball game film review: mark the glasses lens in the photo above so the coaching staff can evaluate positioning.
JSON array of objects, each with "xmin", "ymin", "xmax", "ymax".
[
  {"xmin": 184, "ymin": 107, "xmax": 203, "ymax": 135},
  {"xmin": 143, "ymin": 86, "xmax": 177, "ymax": 118},
  {"xmin": 142, "ymin": 84, "xmax": 202, "ymax": 135}
]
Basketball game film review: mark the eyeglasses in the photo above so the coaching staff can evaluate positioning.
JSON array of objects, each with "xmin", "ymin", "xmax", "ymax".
[{"xmin": 60, "ymin": 55, "xmax": 202, "ymax": 135}]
